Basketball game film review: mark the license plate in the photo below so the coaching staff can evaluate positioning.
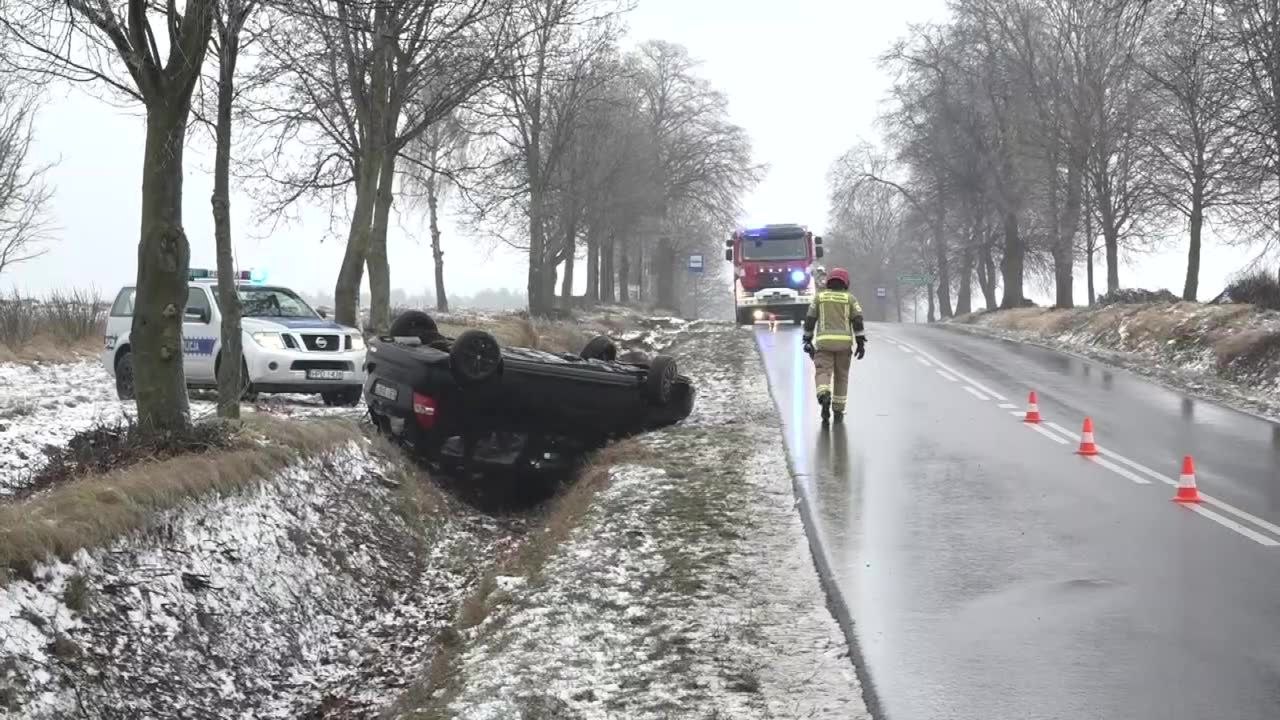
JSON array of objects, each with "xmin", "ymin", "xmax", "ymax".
[
  {"xmin": 373, "ymin": 382, "xmax": 398, "ymax": 401},
  {"xmin": 307, "ymin": 369, "xmax": 344, "ymax": 380}
]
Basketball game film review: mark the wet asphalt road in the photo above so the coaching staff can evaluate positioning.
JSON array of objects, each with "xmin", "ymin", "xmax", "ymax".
[{"xmin": 757, "ymin": 322, "xmax": 1280, "ymax": 720}]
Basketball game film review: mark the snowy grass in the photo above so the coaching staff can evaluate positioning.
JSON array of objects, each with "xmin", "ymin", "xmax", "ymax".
[
  {"xmin": 389, "ymin": 327, "xmax": 869, "ymax": 720},
  {"xmin": 0, "ymin": 417, "xmax": 362, "ymax": 580},
  {"xmin": 952, "ymin": 301, "xmax": 1280, "ymax": 419},
  {"xmin": 0, "ymin": 291, "xmax": 106, "ymax": 364}
]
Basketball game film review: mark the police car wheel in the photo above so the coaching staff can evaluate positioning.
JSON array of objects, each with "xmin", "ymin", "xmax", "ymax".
[
  {"xmin": 115, "ymin": 352, "xmax": 136, "ymax": 400},
  {"xmin": 580, "ymin": 335, "xmax": 618, "ymax": 362},
  {"xmin": 238, "ymin": 359, "xmax": 257, "ymax": 402}
]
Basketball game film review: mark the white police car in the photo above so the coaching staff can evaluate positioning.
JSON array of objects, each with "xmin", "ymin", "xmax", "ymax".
[{"xmin": 102, "ymin": 269, "xmax": 367, "ymax": 405}]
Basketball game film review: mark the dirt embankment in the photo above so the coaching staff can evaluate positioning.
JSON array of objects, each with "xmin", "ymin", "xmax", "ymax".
[{"xmin": 949, "ymin": 302, "xmax": 1280, "ymax": 419}]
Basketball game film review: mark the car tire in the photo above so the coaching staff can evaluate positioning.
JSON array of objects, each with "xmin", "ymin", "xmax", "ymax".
[
  {"xmin": 389, "ymin": 309, "xmax": 439, "ymax": 344},
  {"xmin": 239, "ymin": 359, "xmax": 258, "ymax": 402},
  {"xmin": 322, "ymin": 388, "xmax": 362, "ymax": 407},
  {"xmin": 645, "ymin": 355, "xmax": 678, "ymax": 406},
  {"xmin": 449, "ymin": 329, "xmax": 503, "ymax": 385},
  {"xmin": 580, "ymin": 335, "xmax": 618, "ymax": 362},
  {"xmin": 115, "ymin": 352, "xmax": 136, "ymax": 400}
]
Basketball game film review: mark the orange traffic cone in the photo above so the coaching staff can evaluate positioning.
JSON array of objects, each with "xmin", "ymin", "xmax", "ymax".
[
  {"xmin": 1024, "ymin": 391, "xmax": 1042, "ymax": 424},
  {"xmin": 1173, "ymin": 455, "xmax": 1202, "ymax": 504},
  {"xmin": 1077, "ymin": 417, "xmax": 1099, "ymax": 456}
]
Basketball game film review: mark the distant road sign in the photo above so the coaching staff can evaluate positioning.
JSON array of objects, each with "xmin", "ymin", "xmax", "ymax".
[
  {"xmin": 688, "ymin": 254, "xmax": 704, "ymax": 273},
  {"xmin": 897, "ymin": 273, "xmax": 932, "ymax": 286},
  {"xmin": 875, "ymin": 287, "xmax": 887, "ymax": 298}
]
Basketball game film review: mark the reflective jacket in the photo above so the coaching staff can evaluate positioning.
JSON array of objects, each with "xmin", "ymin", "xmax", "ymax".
[{"xmin": 803, "ymin": 289, "xmax": 866, "ymax": 351}]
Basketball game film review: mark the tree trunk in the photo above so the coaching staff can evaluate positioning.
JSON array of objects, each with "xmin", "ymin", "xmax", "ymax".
[
  {"xmin": 655, "ymin": 237, "xmax": 677, "ymax": 310},
  {"xmin": 366, "ymin": 151, "xmax": 397, "ymax": 334},
  {"xmin": 933, "ymin": 214, "xmax": 953, "ymax": 318},
  {"xmin": 976, "ymin": 239, "xmax": 996, "ymax": 311},
  {"xmin": 1087, "ymin": 245, "xmax": 1096, "ymax": 306},
  {"xmin": 1104, "ymin": 223, "xmax": 1120, "ymax": 294},
  {"xmin": 212, "ymin": 28, "xmax": 242, "ymax": 420},
  {"xmin": 1184, "ymin": 193, "xmax": 1203, "ymax": 301},
  {"xmin": 618, "ymin": 239, "xmax": 630, "ymax": 304},
  {"xmin": 601, "ymin": 234, "xmax": 615, "ymax": 303},
  {"xmin": 926, "ymin": 281, "xmax": 936, "ymax": 322},
  {"xmin": 999, "ymin": 211, "xmax": 1025, "ymax": 308},
  {"xmin": 335, "ymin": 158, "xmax": 380, "ymax": 327},
  {"xmin": 1054, "ymin": 158, "xmax": 1082, "ymax": 309},
  {"xmin": 427, "ymin": 173, "xmax": 448, "ymax": 313},
  {"xmin": 956, "ymin": 247, "xmax": 973, "ymax": 316},
  {"xmin": 635, "ymin": 243, "xmax": 645, "ymax": 303},
  {"xmin": 132, "ymin": 106, "xmax": 194, "ymax": 432},
  {"xmin": 561, "ymin": 237, "xmax": 575, "ymax": 301},
  {"xmin": 585, "ymin": 229, "xmax": 599, "ymax": 303}
]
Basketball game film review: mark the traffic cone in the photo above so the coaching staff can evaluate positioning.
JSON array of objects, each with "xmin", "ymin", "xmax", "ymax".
[
  {"xmin": 1024, "ymin": 391, "xmax": 1042, "ymax": 424},
  {"xmin": 1173, "ymin": 455, "xmax": 1202, "ymax": 504},
  {"xmin": 1076, "ymin": 417, "xmax": 1099, "ymax": 456}
]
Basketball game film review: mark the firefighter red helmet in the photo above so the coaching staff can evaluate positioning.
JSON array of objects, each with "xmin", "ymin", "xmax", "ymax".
[{"xmin": 827, "ymin": 268, "xmax": 850, "ymax": 288}]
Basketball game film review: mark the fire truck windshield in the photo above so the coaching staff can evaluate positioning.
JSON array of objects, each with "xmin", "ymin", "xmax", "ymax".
[{"xmin": 740, "ymin": 237, "xmax": 808, "ymax": 261}]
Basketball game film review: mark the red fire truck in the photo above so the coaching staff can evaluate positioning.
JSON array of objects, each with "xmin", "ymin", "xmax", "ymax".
[{"xmin": 724, "ymin": 223, "xmax": 824, "ymax": 325}]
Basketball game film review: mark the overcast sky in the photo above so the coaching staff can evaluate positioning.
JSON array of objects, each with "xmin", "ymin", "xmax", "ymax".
[{"xmin": 10, "ymin": 0, "xmax": 1259, "ymax": 304}]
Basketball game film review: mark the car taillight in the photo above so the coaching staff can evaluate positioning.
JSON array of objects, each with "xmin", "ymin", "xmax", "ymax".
[{"xmin": 412, "ymin": 392, "xmax": 437, "ymax": 430}]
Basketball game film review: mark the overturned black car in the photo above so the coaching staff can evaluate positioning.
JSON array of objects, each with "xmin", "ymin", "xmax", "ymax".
[{"xmin": 363, "ymin": 311, "xmax": 695, "ymax": 475}]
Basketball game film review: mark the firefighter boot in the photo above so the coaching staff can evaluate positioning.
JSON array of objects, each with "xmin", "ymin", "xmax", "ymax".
[{"xmin": 818, "ymin": 392, "xmax": 831, "ymax": 423}]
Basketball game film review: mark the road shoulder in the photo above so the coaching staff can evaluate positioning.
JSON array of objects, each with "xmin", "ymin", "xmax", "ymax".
[{"xmin": 394, "ymin": 327, "xmax": 869, "ymax": 719}]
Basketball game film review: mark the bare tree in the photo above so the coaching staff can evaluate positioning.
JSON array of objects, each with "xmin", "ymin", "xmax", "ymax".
[
  {"xmin": 0, "ymin": 74, "xmax": 53, "ymax": 278},
  {"xmin": 1, "ymin": 0, "xmax": 216, "ymax": 432},
  {"xmin": 402, "ymin": 109, "xmax": 472, "ymax": 312},
  {"xmin": 247, "ymin": 0, "xmax": 517, "ymax": 330}
]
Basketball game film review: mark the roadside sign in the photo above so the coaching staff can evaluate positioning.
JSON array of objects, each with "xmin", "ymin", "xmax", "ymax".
[
  {"xmin": 688, "ymin": 254, "xmax": 704, "ymax": 273},
  {"xmin": 876, "ymin": 287, "xmax": 887, "ymax": 298},
  {"xmin": 897, "ymin": 273, "xmax": 932, "ymax": 286}
]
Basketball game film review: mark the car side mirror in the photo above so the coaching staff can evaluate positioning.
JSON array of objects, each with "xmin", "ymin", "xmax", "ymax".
[
  {"xmin": 184, "ymin": 308, "xmax": 209, "ymax": 324},
  {"xmin": 815, "ymin": 247, "xmax": 824, "ymax": 259},
  {"xmin": 724, "ymin": 249, "xmax": 733, "ymax": 261}
]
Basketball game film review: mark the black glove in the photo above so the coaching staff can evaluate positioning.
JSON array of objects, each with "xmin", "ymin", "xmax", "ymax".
[
  {"xmin": 855, "ymin": 336, "xmax": 867, "ymax": 360},
  {"xmin": 802, "ymin": 337, "xmax": 814, "ymax": 357}
]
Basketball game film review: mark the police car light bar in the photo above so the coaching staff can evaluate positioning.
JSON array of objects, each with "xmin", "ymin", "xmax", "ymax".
[{"xmin": 188, "ymin": 268, "xmax": 255, "ymax": 281}]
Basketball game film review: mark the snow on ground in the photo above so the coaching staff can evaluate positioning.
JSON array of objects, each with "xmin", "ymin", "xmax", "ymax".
[
  {"xmin": 427, "ymin": 328, "xmax": 869, "ymax": 719},
  {"xmin": 0, "ymin": 441, "xmax": 524, "ymax": 719},
  {"xmin": 0, "ymin": 359, "xmax": 364, "ymax": 498}
]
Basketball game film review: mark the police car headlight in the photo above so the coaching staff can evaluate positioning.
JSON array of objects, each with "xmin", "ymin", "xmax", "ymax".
[
  {"xmin": 349, "ymin": 334, "xmax": 365, "ymax": 350},
  {"xmin": 251, "ymin": 332, "xmax": 287, "ymax": 350}
]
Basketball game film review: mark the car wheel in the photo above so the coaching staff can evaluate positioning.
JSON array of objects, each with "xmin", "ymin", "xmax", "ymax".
[
  {"xmin": 239, "ymin": 358, "xmax": 258, "ymax": 402},
  {"xmin": 322, "ymin": 388, "xmax": 362, "ymax": 407},
  {"xmin": 389, "ymin": 309, "xmax": 439, "ymax": 344},
  {"xmin": 115, "ymin": 352, "xmax": 136, "ymax": 400},
  {"xmin": 580, "ymin": 335, "xmax": 618, "ymax": 362},
  {"xmin": 645, "ymin": 355, "xmax": 678, "ymax": 406},
  {"xmin": 449, "ymin": 329, "xmax": 503, "ymax": 385}
]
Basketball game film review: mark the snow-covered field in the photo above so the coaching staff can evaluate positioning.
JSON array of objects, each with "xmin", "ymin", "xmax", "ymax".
[
  {"xmin": 0, "ymin": 359, "xmax": 362, "ymax": 498},
  {"xmin": 420, "ymin": 329, "xmax": 870, "ymax": 719}
]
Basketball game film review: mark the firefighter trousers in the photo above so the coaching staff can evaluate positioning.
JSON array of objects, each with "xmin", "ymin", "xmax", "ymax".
[{"xmin": 814, "ymin": 348, "xmax": 853, "ymax": 411}]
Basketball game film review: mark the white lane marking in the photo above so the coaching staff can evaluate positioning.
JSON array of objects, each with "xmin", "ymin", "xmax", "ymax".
[
  {"xmin": 1188, "ymin": 506, "xmax": 1280, "ymax": 547},
  {"xmin": 1087, "ymin": 456, "xmax": 1151, "ymax": 485},
  {"xmin": 915, "ymin": 355, "xmax": 933, "ymax": 367},
  {"xmin": 998, "ymin": 403, "xmax": 1018, "ymax": 410},
  {"xmin": 937, "ymin": 370, "xmax": 957, "ymax": 382},
  {"xmin": 1047, "ymin": 420, "xmax": 1280, "ymax": 541},
  {"xmin": 1026, "ymin": 423, "xmax": 1069, "ymax": 444},
  {"xmin": 892, "ymin": 339, "xmax": 1008, "ymax": 401},
  {"xmin": 963, "ymin": 386, "xmax": 990, "ymax": 401},
  {"xmin": 900, "ymin": 345, "xmax": 914, "ymax": 354}
]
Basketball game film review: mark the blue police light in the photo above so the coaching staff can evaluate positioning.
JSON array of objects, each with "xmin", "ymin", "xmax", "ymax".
[
  {"xmin": 248, "ymin": 268, "xmax": 268, "ymax": 284},
  {"xmin": 790, "ymin": 269, "xmax": 806, "ymax": 285}
]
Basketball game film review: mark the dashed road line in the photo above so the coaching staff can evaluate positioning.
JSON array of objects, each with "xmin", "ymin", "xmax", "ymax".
[
  {"xmin": 915, "ymin": 355, "xmax": 933, "ymax": 367},
  {"xmin": 888, "ymin": 332, "xmax": 1280, "ymax": 548}
]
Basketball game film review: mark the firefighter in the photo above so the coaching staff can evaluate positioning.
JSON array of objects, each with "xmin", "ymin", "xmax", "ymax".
[{"xmin": 802, "ymin": 268, "xmax": 867, "ymax": 422}]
